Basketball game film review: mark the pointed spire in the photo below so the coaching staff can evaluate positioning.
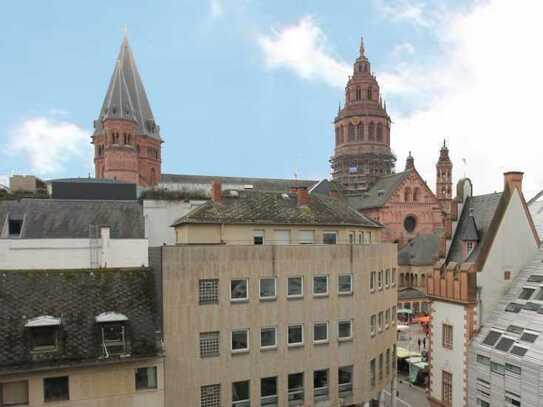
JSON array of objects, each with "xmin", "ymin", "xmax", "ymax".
[
  {"xmin": 383, "ymin": 100, "xmax": 387, "ymax": 112},
  {"xmin": 338, "ymin": 102, "xmax": 342, "ymax": 115},
  {"xmin": 359, "ymin": 35, "xmax": 365, "ymax": 57},
  {"xmin": 94, "ymin": 35, "xmax": 160, "ymax": 140},
  {"xmin": 405, "ymin": 151, "xmax": 415, "ymax": 171}
]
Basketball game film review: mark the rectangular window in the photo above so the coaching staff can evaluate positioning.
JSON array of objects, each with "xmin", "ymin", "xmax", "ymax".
[
  {"xmin": 338, "ymin": 320, "xmax": 353, "ymax": 341},
  {"xmin": 288, "ymin": 373, "xmax": 304, "ymax": 404},
  {"xmin": 8, "ymin": 219, "xmax": 22, "ymax": 238},
  {"xmin": 476, "ymin": 354, "xmax": 490, "ymax": 366},
  {"xmin": 274, "ymin": 229, "xmax": 290, "ymax": 245},
  {"xmin": 338, "ymin": 274, "xmax": 352, "ymax": 295},
  {"xmin": 392, "ymin": 306, "xmax": 396, "ymax": 322},
  {"xmin": 338, "ymin": 366, "xmax": 353, "ymax": 396},
  {"xmin": 230, "ymin": 279, "xmax": 248, "ymax": 302},
  {"xmin": 370, "ymin": 359, "xmax": 376, "ymax": 388},
  {"xmin": 254, "ymin": 229, "xmax": 264, "ymax": 245},
  {"xmin": 385, "ymin": 269, "xmax": 390, "ymax": 287},
  {"xmin": 199, "ymin": 279, "xmax": 219, "ymax": 305},
  {"xmin": 31, "ymin": 326, "xmax": 58, "ymax": 352},
  {"xmin": 379, "ymin": 353, "xmax": 383, "ymax": 381},
  {"xmin": 386, "ymin": 349, "xmax": 390, "ymax": 376},
  {"xmin": 200, "ymin": 331, "xmax": 220, "ymax": 358},
  {"xmin": 101, "ymin": 323, "xmax": 126, "ymax": 355},
  {"xmin": 322, "ymin": 232, "xmax": 337, "ymax": 245},
  {"xmin": 1, "ymin": 381, "xmax": 28, "ymax": 406},
  {"xmin": 201, "ymin": 384, "xmax": 221, "ymax": 407},
  {"xmin": 392, "ymin": 268, "xmax": 396, "ymax": 285},
  {"xmin": 44, "ymin": 376, "xmax": 69, "ymax": 402},
  {"xmin": 135, "ymin": 367, "xmax": 157, "ymax": 390},
  {"xmin": 378, "ymin": 271, "xmax": 383, "ymax": 289},
  {"xmin": 442, "ymin": 371, "xmax": 452, "ymax": 405},
  {"xmin": 313, "ymin": 275, "xmax": 328, "ymax": 296},
  {"xmin": 477, "ymin": 399, "xmax": 490, "ymax": 407},
  {"xmin": 260, "ymin": 327, "xmax": 277, "ymax": 349},
  {"xmin": 232, "ymin": 380, "xmax": 250, "ymax": 407},
  {"xmin": 259, "ymin": 278, "xmax": 276, "ymax": 300},
  {"xmin": 288, "ymin": 324, "xmax": 304, "ymax": 347},
  {"xmin": 490, "ymin": 362, "xmax": 505, "ymax": 375},
  {"xmin": 442, "ymin": 324, "xmax": 453, "ymax": 349},
  {"xmin": 378, "ymin": 312, "xmax": 383, "ymax": 332},
  {"xmin": 385, "ymin": 309, "xmax": 390, "ymax": 328},
  {"xmin": 505, "ymin": 363, "xmax": 521, "ymax": 375},
  {"xmin": 370, "ymin": 315, "xmax": 376, "ymax": 336},
  {"xmin": 299, "ymin": 230, "xmax": 315, "ymax": 244},
  {"xmin": 370, "ymin": 271, "xmax": 376, "ymax": 291},
  {"xmin": 231, "ymin": 329, "xmax": 249, "ymax": 353},
  {"xmin": 287, "ymin": 277, "xmax": 303, "ymax": 298},
  {"xmin": 261, "ymin": 377, "xmax": 277, "ymax": 406},
  {"xmin": 519, "ymin": 287, "xmax": 535, "ymax": 300},
  {"xmin": 313, "ymin": 369, "xmax": 329, "ymax": 400},
  {"xmin": 313, "ymin": 322, "xmax": 328, "ymax": 344}
]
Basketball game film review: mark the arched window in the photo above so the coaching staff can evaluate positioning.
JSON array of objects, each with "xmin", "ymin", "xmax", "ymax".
[
  {"xmin": 335, "ymin": 127, "xmax": 340, "ymax": 145},
  {"xmin": 404, "ymin": 187, "xmax": 411, "ymax": 202},
  {"xmin": 356, "ymin": 123, "xmax": 364, "ymax": 141},
  {"xmin": 414, "ymin": 275, "xmax": 418, "ymax": 287},
  {"xmin": 377, "ymin": 123, "xmax": 383, "ymax": 141},
  {"xmin": 348, "ymin": 123, "xmax": 355, "ymax": 142},
  {"xmin": 413, "ymin": 188, "xmax": 420, "ymax": 202},
  {"xmin": 367, "ymin": 87, "xmax": 373, "ymax": 100},
  {"xmin": 340, "ymin": 125, "xmax": 345, "ymax": 143},
  {"xmin": 346, "ymin": 89, "xmax": 351, "ymax": 102},
  {"xmin": 356, "ymin": 87, "xmax": 361, "ymax": 101},
  {"xmin": 368, "ymin": 122, "xmax": 375, "ymax": 140}
]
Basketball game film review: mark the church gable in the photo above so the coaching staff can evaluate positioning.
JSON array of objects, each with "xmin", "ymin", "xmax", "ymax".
[{"xmin": 386, "ymin": 169, "xmax": 440, "ymax": 207}]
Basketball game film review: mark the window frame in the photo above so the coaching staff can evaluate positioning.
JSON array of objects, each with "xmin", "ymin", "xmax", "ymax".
[
  {"xmin": 260, "ymin": 327, "xmax": 277, "ymax": 350},
  {"xmin": 230, "ymin": 279, "xmax": 249, "ymax": 303},
  {"xmin": 370, "ymin": 314, "xmax": 376, "ymax": 336},
  {"xmin": 1, "ymin": 380, "xmax": 29, "ymax": 406},
  {"xmin": 259, "ymin": 277, "xmax": 276, "ymax": 301},
  {"xmin": 338, "ymin": 274, "xmax": 353, "ymax": 295},
  {"xmin": 378, "ymin": 271, "xmax": 383, "ymax": 290},
  {"xmin": 338, "ymin": 366, "xmax": 353, "ymax": 396},
  {"xmin": 313, "ymin": 369, "xmax": 329, "ymax": 400},
  {"xmin": 442, "ymin": 323, "xmax": 453, "ymax": 349},
  {"xmin": 199, "ymin": 279, "xmax": 219, "ymax": 305},
  {"xmin": 201, "ymin": 384, "xmax": 221, "ymax": 407},
  {"xmin": 313, "ymin": 321, "xmax": 329, "ymax": 344},
  {"xmin": 338, "ymin": 320, "xmax": 353, "ymax": 342},
  {"xmin": 231, "ymin": 329, "xmax": 250, "ymax": 354},
  {"xmin": 287, "ymin": 276, "xmax": 304, "ymax": 299},
  {"xmin": 253, "ymin": 229, "xmax": 264, "ymax": 245},
  {"xmin": 312, "ymin": 275, "xmax": 329, "ymax": 297},
  {"xmin": 30, "ymin": 326, "xmax": 59, "ymax": 353},
  {"xmin": 232, "ymin": 380, "xmax": 250, "ymax": 407},
  {"xmin": 385, "ymin": 269, "xmax": 390, "ymax": 288},
  {"xmin": 370, "ymin": 271, "xmax": 376, "ymax": 292},
  {"xmin": 260, "ymin": 377, "xmax": 278, "ymax": 406},
  {"xmin": 287, "ymin": 372, "xmax": 304, "ymax": 403},
  {"xmin": 322, "ymin": 231, "xmax": 337, "ymax": 245},
  {"xmin": 135, "ymin": 366, "xmax": 158, "ymax": 391},
  {"xmin": 200, "ymin": 331, "xmax": 220, "ymax": 358},
  {"xmin": 442, "ymin": 370, "xmax": 452, "ymax": 405},
  {"xmin": 288, "ymin": 324, "xmax": 304, "ymax": 347},
  {"xmin": 43, "ymin": 376, "xmax": 69, "ymax": 403}
]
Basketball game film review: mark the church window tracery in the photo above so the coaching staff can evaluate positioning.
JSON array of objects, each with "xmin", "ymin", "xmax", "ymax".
[{"xmin": 377, "ymin": 123, "xmax": 383, "ymax": 142}]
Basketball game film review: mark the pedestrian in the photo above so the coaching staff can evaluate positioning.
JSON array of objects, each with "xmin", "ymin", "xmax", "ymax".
[
  {"xmin": 418, "ymin": 338, "xmax": 421, "ymax": 351},
  {"xmin": 423, "ymin": 337, "xmax": 426, "ymax": 349}
]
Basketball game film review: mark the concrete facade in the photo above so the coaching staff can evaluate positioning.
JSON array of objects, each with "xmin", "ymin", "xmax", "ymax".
[
  {"xmin": 162, "ymin": 244, "xmax": 398, "ymax": 406},
  {"xmin": 0, "ymin": 359, "xmax": 164, "ymax": 406}
]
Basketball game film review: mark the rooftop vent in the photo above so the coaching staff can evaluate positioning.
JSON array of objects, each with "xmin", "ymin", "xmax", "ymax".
[
  {"xmin": 281, "ymin": 193, "xmax": 290, "ymax": 200},
  {"xmin": 243, "ymin": 185, "xmax": 254, "ymax": 190}
]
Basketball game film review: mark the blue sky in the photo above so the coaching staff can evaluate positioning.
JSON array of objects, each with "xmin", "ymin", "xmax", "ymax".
[{"xmin": 2, "ymin": 0, "xmax": 543, "ymax": 196}]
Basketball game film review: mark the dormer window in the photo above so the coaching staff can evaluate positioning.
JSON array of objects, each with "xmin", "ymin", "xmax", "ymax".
[
  {"xmin": 96, "ymin": 312, "xmax": 128, "ymax": 357},
  {"xmin": 465, "ymin": 241, "xmax": 476, "ymax": 257},
  {"xmin": 25, "ymin": 316, "xmax": 61, "ymax": 353}
]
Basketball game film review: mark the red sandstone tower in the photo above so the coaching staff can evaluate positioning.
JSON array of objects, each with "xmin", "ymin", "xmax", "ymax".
[
  {"xmin": 330, "ymin": 37, "xmax": 395, "ymax": 193},
  {"xmin": 92, "ymin": 35, "xmax": 162, "ymax": 187},
  {"xmin": 436, "ymin": 140, "xmax": 453, "ymax": 208}
]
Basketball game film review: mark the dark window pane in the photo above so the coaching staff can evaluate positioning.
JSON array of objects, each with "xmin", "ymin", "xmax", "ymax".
[
  {"xmin": 510, "ymin": 346, "xmax": 528, "ymax": 357},
  {"xmin": 288, "ymin": 325, "xmax": 303, "ymax": 345},
  {"xmin": 520, "ymin": 332, "xmax": 538, "ymax": 343},
  {"xmin": 232, "ymin": 381, "xmax": 249, "ymax": 402},
  {"xmin": 495, "ymin": 337, "xmax": 514, "ymax": 352},
  {"xmin": 313, "ymin": 276, "xmax": 328, "ymax": 295},
  {"xmin": 43, "ymin": 376, "xmax": 69, "ymax": 402},
  {"xmin": 519, "ymin": 287, "xmax": 535, "ymax": 300},
  {"xmin": 260, "ymin": 278, "xmax": 276, "ymax": 298},
  {"xmin": 32, "ymin": 327, "xmax": 57, "ymax": 350},
  {"xmin": 323, "ymin": 233, "xmax": 337, "ymax": 245},
  {"xmin": 288, "ymin": 277, "xmax": 303, "ymax": 297},
  {"xmin": 482, "ymin": 331, "xmax": 501, "ymax": 346},
  {"xmin": 338, "ymin": 275, "xmax": 352, "ymax": 293},
  {"xmin": 231, "ymin": 280, "xmax": 247, "ymax": 300},
  {"xmin": 135, "ymin": 367, "xmax": 157, "ymax": 390},
  {"xmin": 261, "ymin": 377, "xmax": 277, "ymax": 397},
  {"xmin": 232, "ymin": 330, "xmax": 248, "ymax": 351}
]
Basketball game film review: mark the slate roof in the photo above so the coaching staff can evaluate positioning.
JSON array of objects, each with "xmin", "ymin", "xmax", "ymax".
[
  {"xmin": 160, "ymin": 173, "xmax": 318, "ymax": 193},
  {"xmin": 529, "ymin": 199, "xmax": 543, "ymax": 239},
  {"xmin": 398, "ymin": 230, "xmax": 442, "ymax": 266},
  {"xmin": 0, "ymin": 268, "xmax": 160, "ymax": 375},
  {"xmin": 446, "ymin": 193, "xmax": 502, "ymax": 263},
  {"xmin": 347, "ymin": 171, "xmax": 410, "ymax": 210},
  {"xmin": 398, "ymin": 287, "xmax": 427, "ymax": 301},
  {"xmin": 172, "ymin": 190, "xmax": 382, "ymax": 228},
  {"xmin": 93, "ymin": 36, "xmax": 160, "ymax": 140},
  {"xmin": 0, "ymin": 199, "xmax": 144, "ymax": 239}
]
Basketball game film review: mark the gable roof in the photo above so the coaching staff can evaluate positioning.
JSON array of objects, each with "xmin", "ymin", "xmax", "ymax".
[
  {"xmin": 172, "ymin": 190, "xmax": 382, "ymax": 228},
  {"xmin": 94, "ymin": 36, "xmax": 160, "ymax": 140},
  {"xmin": 0, "ymin": 199, "xmax": 144, "ymax": 239},
  {"xmin": 446, "ymin": 193, "xmax": 502, "ymax": 264},
  {"xmin": 347, "ymin": 171, "xmax": 411, "ymax": 210},
  {"xmin": 0, "ymin": 268, "xmax": 160, "ymax": 375},
  {"xmin": 398, "ymin": 287, "xmax": 427, "ymax": 300},
  {"xmin": 398, "ymin": 230, "xmax": 442, "ymax": 266},
  {"xmin": 529, "ymin": 198, "xmax": 543, "ymax": 240}
]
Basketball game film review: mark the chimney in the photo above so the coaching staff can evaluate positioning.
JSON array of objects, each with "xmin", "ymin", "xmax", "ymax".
[
  {"xmin": 297, "ymin": 187, "xmax": 310, "ymax": 206},
  {"xmin": 504, "ymin": 171, "xmax": 523, "ymax": 193},
  {"xmin": 211, "ymin": 180, "xmax": 222, "ymax": 202}
]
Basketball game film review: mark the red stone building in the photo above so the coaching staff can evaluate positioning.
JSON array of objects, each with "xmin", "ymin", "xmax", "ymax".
[
  {"xmin": 336, "ymin": 38, "xmax": 454, "ymax": 247},
  {"xmin": 92, "ymin": 36, "xmax": 162, "ymax": 187}
]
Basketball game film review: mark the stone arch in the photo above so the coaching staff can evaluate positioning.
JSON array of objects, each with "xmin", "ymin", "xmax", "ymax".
[
  {"xmin": 377, "ymin": 123, "xmax": 383, "ymax": 142},
  {"xmin": 404, "ymin": 187, "xmax": 411, "ymax": 202},
  {"xmin": 413, "ymin": 187, "xmax": 420, "ymax": 202},
  {"xmin": 348, "ymin": 123, "xmax": 355, "ymax": 142},
  {"xmin": 357, "ymin": 122, "xmax": 364, "ymax": 141},
  {"xmin": 367, "ymin": 87, "xmax": 373, "ymax": 100},
  {"xmin": 356, "ymin": 87, "xmax": 361, "ymax": 101},
  {"xmin": 368, "ymin": 122, "xmax": 375, "ymax": 140}
]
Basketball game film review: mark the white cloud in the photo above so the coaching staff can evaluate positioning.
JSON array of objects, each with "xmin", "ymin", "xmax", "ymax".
[
  {"xmin": 209, "ymin": 0, "xmax": 224, "ymax": 19},
  {"xmin": 374, "ymin": 0, "xmax": 437, "ymax": 27},
  {"xmin": 391, "ymin": 41, "xmax": 415, "ymax": 58},
  {"xmin": 377, "ymin": 0, "xmax": 543, "ymax": 197},
  {"xmin": 258, "ymin": 16, "xmax": 350, "ymax": 88},
  {"xmin": 7, "ymin": 117, "xmax": 91, "ymax": 176}
]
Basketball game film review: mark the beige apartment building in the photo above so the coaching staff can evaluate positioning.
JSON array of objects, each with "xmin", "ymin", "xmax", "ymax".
[{"xmin": 161, "ymin": 183, "xmax": 398, "ymax": 406}]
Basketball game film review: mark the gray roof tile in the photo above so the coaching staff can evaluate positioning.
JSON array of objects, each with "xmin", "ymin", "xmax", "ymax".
[
  {"xmin": 347, "ymin": 171, "xmax": 410, "ymax": 210},
  {"xmin": 398, "ymin": 230, "xmax": 442, "ymax": 266}
]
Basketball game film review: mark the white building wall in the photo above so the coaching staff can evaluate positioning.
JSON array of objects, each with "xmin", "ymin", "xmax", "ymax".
[
  {"xmin": 477, "ymin": 189, "xmax": 539, "ymax": 325},
  {"xmin": 430, "ymin": 301, "xmax": 466, "ymax": 407},
  {"xmin": 143, "ymin": 199, "xmax": 205, "ymax": 247},
  {"xmin": 0, "ymin": 238, "xmax": 148, "ymax": 270}
]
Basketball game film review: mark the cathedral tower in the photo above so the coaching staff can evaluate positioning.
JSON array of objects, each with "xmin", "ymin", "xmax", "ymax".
[
  {"xmin": 436, "ymin": 140, "xmax": 453, "ymax": 219},
  {"xmin": 92, "ymin": 35, "xmax": 162, "ymax": 187},
  {"xmin": 330, "ymin": 37, "xmax": 395, "ymax": 193}
]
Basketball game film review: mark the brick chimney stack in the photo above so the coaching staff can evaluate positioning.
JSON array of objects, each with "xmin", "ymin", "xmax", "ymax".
[
  {"xmin": 211, "ymin": 180, "xmax": 222, "ymax": 202},
  {"xmin": 504, "ymin": 171, "xmax": 523, "ymax": 193},
  {"xmin": 297, "ymin": 187, "xmax": 310, "ymax": 207}
]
